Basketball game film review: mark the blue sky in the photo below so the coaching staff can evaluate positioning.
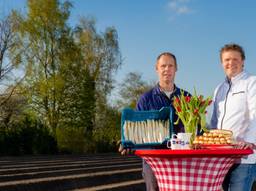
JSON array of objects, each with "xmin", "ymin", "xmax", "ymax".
[{"xmin": 1, "ymin": 0, "xmax": 256, "ymax": 98}]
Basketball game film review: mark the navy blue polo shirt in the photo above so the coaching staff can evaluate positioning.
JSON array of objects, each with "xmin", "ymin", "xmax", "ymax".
[{"xmin": 136, "ymin": 84, "xmax": 190, "ymax": 134}]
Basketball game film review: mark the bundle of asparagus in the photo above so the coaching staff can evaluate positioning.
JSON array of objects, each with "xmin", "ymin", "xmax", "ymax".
[{"xmin": 123, "ymin": 119, "xmax": 169, "ymax": 144}]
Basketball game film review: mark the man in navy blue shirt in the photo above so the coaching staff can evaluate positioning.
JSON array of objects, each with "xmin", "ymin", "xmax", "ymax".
[
  {"xmin": 119, "ymin": 52, "xmax": 190, "ymax": 191},
  {"xmin": 136, "ymin": 52, "xmax": 190, "ymax": 191}
]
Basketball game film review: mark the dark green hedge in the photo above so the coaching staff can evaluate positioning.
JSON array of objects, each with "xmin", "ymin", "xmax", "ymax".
[{"xmin": 0, "ymin": 116, "xmax": 57, "ymax": 155}]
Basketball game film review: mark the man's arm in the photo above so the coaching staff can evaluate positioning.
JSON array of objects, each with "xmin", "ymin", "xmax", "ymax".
[
  {"xmin": 136, "ymin": 95, "xmax": 148, "ymax": 111},
  {"xmin": 210, "ymin": 85, "xmax": 221, "ymax": 129},
  {"xmin": 242, "ymin": 77, "xmax": 256, "ymax": 148}
]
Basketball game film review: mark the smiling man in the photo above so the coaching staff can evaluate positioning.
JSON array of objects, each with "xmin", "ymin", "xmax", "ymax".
[{"xmin": 211, "ymin": 43, "xmax": 256, "ymax": 191}]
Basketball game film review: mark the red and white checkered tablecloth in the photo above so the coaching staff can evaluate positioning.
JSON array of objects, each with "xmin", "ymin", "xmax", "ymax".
[{"xmin": 143, "ymin": 156, "xmax": 235, "ymax": 191}]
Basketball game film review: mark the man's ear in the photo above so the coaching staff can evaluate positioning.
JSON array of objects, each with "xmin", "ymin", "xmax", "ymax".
[{"xmin": 155, "ymin": 64, "xmax": 159, "ymax": 74}]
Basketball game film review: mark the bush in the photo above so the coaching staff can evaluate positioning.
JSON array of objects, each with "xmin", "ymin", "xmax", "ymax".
[
  {"xmin": 56, "ymin": 126, "xmax": 89, "ymax": 154},
  {"xmin": 0, "ymin": 116, "xmax": 57, "ymax": 155}
]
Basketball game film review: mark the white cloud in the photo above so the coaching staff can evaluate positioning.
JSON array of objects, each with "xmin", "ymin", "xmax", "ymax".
[
  {"xmin": 167, "ymin": 0, "xmax": 194, "ymax": 15},
  {"xmin": 177, "ymin": 6, "xmax": 190, "ymax": 14}
]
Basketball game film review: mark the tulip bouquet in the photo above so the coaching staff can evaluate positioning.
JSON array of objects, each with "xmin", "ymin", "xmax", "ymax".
[{"xmin": 173, "ymin": 90, "xmax": 212, "ymax": 143}]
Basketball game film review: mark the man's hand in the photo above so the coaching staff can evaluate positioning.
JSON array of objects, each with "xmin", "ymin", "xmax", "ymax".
[
  {"xmin": 117, "ymin": 140, "xmax": 134, "ymax": 155},
  {"xmin": 235, "ymin": 142, "xmax": 256, "ymax": 149}
]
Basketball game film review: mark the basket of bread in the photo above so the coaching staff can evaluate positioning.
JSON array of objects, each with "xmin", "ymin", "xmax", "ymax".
[{"xmin": 193, "ymin": 129, "xmax": 235, "ymax": 149}]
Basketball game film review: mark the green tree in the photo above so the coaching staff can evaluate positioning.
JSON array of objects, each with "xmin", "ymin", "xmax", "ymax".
[
  {"xmin": 93, "ymin": 106, "xmax": 121, "ymax": 152},
  {"xmin": 8, "ymin": 1, "xmax": 122, "ymax": 153},
  {"xmin": 11, "ymin": 0, "xmax": 72, "ymax": 135},
  {"xmin": 56, "ymin": 17, "xmax": 122, "ymax": 153},
  {"xmin": 116, "ymin": 72, "xmax": 154, "ymax": 109},
  {"xmin": 0, "ymin": 88, "xmax": 27, "ymax": 128},
  {"xmin": 75, "ymin": 17, "xmax": 121, "ymax": 131}
]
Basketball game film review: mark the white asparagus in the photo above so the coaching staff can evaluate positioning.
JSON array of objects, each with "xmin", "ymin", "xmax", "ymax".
[
  {"xmin": 139, "ymin": 121, "xmax": 142, "ymax": 143},
  {"xmin": 123, "ymin": 118, "xmax": 171, "ymax": 145},
  {"xmin": 141, "ymin": 121, "xmax": 144, "ymax": 143},
  {"xmin": 150, "ymin": 120, "xmax": 154, "ymax": 142},
  {"xmin": 142, "ymin": 121, "xmax": 146, "ymax": 143},
  {"xmin": 163, "ymin": 120, "xmax": 167, "ymax": 138},
  {"xmin": 146, "ymin": 120, "xmax": 149, "ymax": 143},
  {"xmin": 132, "ymin": 121, "xmax": 136, "ymax": 143},
  {"xmin": 156, "ymin": 120, "xmax": 160, "ymax": 142},
  {"xmin": 129, "ymin": 121, "xmax": 134, "ymax": 142},
  {"xmin": 147, "ymin": 119, "xmax": 152, "ymax": 143},
  {"xmin": 123, "ymin": 121, "xmax": 128, "ymax": 140},
  {"xmin": 167, "ymin": 119, "xmax": 170, "ymax": 137},
  {"xmin": 153, "ymin": 120, "xmax": 157, "ymax": 142},
  {"xmin": 150, "ymin": 120, "xmax": 153, "ymax": 142},
  {"xmin": 137, "ymin": 121, "xmax": 141, "ymax": 143},
  {"xmin": 136, "ymin": 121, "xmax": 140, "ymax": 143},
  {"xmin": 159, "ymin": 120, "xmax": 164, "ymax": 142},
  {"xmin": 130, "ymin": 121, "xmax": 135, "ymax": 141},
  {"xmin": 126, "ymin": 121, "xmax": 130, "ymax": 140}
]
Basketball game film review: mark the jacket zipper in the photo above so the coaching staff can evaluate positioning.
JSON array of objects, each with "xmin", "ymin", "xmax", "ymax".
[{"xmin": 220, "ymin": 81, "xmax": 232, "ymax": 129}]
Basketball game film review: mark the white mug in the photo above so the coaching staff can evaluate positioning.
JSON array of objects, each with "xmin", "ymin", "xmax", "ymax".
[{"xmin": 167, "ymin": 134, "xmax": 181, "ymax": 150}]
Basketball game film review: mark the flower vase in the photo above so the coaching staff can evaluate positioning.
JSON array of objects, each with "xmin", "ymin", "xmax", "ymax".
[
  {"xmin": 183, "ymin": 131, "xmax": 197, "ymax": 148},
  {"xmin": 184, "ymin": 125, "xmax": 198, "ymax": 146},
  {"xmin": 190, "ymin": 131, "xmax": 196, "ymax": 146}
]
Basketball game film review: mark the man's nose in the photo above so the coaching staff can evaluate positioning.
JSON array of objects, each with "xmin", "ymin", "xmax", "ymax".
[
  {"xmin": 165, "ymin": 66, "xmax": 172, "ymax": 70},
  {"xmin": 230, "ymin": 59, "xmax": 236, "ymax": 64}
]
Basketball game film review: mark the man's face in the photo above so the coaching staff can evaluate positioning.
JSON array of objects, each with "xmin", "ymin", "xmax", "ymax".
[
  {"xmin": 156, "ymin": 55, "xmax": 177, "ymax": 84},
  {"xmin": 221, "ymin": 50, "xmax": 244, "ymax": 79}
]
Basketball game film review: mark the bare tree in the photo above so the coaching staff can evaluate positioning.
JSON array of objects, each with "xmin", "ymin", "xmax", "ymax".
[
  {"xmin": 0, "ymin": 14, "xmax": 17, "ymax": 79},
  {"xmin": 0, "ymin": 13, "xmax": 22, "ymax": 107}
]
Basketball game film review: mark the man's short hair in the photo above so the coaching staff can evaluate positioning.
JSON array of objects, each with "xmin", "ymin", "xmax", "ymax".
[
  {"xmin": 220, "ymin": 43, "xmax": 245, "ymax": 61},
  {"xmin": 156, "ymin": 52, "xmax": 177, "ymax": 68}
]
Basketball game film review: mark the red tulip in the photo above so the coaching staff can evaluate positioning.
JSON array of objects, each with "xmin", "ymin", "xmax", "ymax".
[
  {"xmin": 177, "ymin": 106, "xmax": 182, "ymax": 112},
  {"xmin": 175, "ymin": 97, "xmax": 180, "ymax": 104},
  {"xmin": 185, "ymin": 96, "xmax": 191, "ymax": 103},
  {"xmin": 193, "ymin": 108, "xmax": 199, "ymax": 114},
  {"xmin": 200, "ymin": 100, "xmax": 205, "ymax": 106}
]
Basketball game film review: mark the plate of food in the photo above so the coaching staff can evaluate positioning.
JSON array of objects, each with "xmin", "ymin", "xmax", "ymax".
[
  {"xmin": 198, "ymin": 144, "xmax": 235, "ymax": 149},
  {"xmin": 193, "ymin": 129, "xmax": 235, "ymax": 149}
]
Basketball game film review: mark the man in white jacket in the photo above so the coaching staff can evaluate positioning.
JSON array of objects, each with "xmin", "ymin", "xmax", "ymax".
[{"xmin": 211, "ymin": 43, "xmax": 256, "ymax": 191}]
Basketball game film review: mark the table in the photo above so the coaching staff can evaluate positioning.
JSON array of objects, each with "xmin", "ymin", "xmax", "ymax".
[{"xmin": 135, "ymin": 148, "xmax": 253, "ymax": 191}]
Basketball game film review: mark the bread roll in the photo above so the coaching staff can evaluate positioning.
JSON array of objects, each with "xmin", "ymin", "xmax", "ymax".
[
  {"xmin": 209, "ymin": 129, "xmax": 233, "ymax": 136},
  {"xmin": 193, "ymin": 129, "xmax": 234, "ymax": 145}
]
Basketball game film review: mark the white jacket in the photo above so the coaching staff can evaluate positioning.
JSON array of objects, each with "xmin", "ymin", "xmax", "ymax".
[{"xmin": 211, "ymin": 71, "xmax": 256, "ymax": 164}]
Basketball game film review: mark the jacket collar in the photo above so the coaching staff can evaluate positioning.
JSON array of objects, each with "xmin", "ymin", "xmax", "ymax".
[
  {"xmin": 153, "ymin": 83, "xmax": 178, "ymax": 96},
  {"xmin": 225, "ymin": 71, "xmax": 246, "ymax": 85}
]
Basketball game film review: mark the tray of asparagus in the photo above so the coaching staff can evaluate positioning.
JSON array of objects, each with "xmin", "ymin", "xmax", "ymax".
[{"xmin": 121, "ymin": 107, "xmax": 173, "ymax": 149}]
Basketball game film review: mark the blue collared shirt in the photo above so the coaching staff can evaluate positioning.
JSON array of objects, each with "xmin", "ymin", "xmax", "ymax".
[{"xmin": 136, "ymin": 84, "xmax": 190, "ymax": 134}]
